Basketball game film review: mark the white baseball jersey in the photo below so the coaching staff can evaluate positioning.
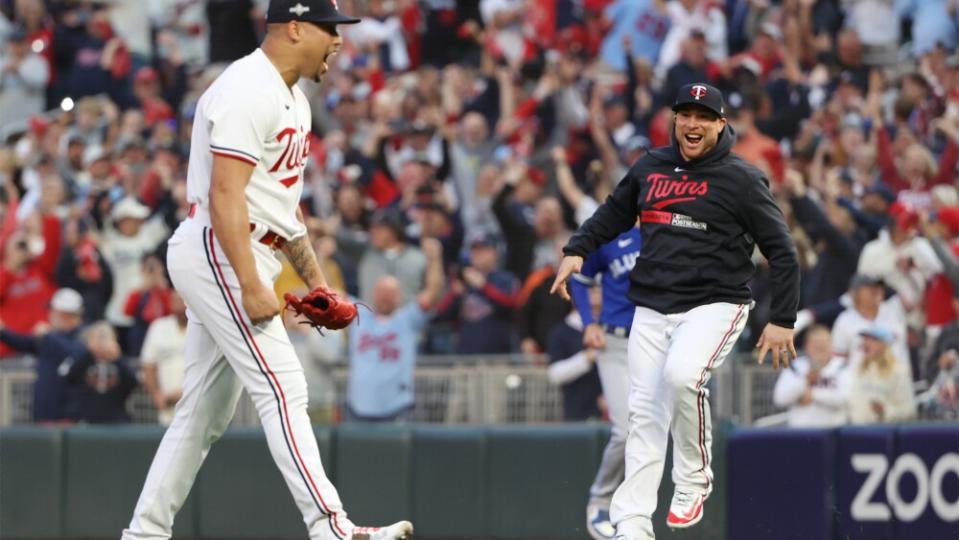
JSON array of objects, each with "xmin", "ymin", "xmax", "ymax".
[
  {"xmin": 772, "ymin": 356, "xmax": 850, "ymax": 428},
  {"xmin": 140, "ymin": 315, "xmax": 187, "ymax": 426},
  {"xmin": 124, "ymin": 48, "xmax": 362, "ymax": 540},
  {"xmin": 186, "ymin": 47, "xmax": 310, "ymax": 241},
  {"xmin": 831, "ymin": 296, "xmax": 909, "ymax": 371}
]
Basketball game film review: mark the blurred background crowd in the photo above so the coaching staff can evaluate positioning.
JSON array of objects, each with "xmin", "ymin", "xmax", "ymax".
[{"xmin": 0, "ymin": 0, "xmax": 957, "ymax": 427}]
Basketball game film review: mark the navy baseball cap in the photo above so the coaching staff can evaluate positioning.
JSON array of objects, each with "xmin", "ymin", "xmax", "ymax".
[
  {"xmin": 469, "ymin": 232, "xmax": 499, "ymax": 249},
  {"xmin": 267, "ymin": 0, "xmax": 360, "ymax": 25},
  {"xmin": 672, "ymin": 83, "xmax": 726, "ymax": 118},
  {"xmin": 864, "ymin": 183, "xmax": 896, "ymax": 205}
]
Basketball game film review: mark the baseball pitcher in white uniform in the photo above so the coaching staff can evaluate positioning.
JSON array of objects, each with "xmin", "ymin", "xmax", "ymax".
[{"xmin": 122, "ymin": 2, "xmax": 412, "ymax": 539}]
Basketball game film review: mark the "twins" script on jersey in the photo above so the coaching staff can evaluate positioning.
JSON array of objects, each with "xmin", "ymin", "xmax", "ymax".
[{"xmin": 269, "ymin": 126, "xmax": 310, "ymax": 186}]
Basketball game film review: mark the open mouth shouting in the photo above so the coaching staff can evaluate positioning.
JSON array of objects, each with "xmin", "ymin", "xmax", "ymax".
[
  {"xmin": 673, "ymin": 107, "xmax": 725, "ymax": 161},
  {"xmin": 671, "ymin": 84, "xmax": 727, "ymax": 161},
  {"xmin": 322, "ymin": 46, "xmax": 341, "ymax": 74},
  {"xmin": 683, "ymin": 132, "xmax": 704, "ymax": 147},
  {"xmin": 679, "ymin": 129, "xmax": 709, "ymax": 157}
]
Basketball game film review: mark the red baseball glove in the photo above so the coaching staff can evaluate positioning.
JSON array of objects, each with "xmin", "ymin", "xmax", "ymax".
[{"xmin": 283, "ymin": 287, "xmax": 359, "ymax": 332}]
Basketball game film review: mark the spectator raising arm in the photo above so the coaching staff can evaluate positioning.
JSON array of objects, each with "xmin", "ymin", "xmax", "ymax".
[
  {"xmin": 36, "ymin": 211, "xmax": 63, "ymax": 280},
  {"xmin": 416, "ymin": 237, "xmax": 446, "ymax": 310},
  {"xmin": 552, "ymin": 146, "xmax": 598, "ymax": 226},
  {"xmin": 875, "ymin": 121, "xmax": 959, "ymax": 193},
  {"xmin": 0, "ymin": 324, "xmax": 40, "ymax": 353},
  {"xmin": 784, "ymin": 171, "xmax": 856, "ymax": 254},
  {"xmin": 588, "ymin": 84, "xmax": 626, "ymax": 181}
]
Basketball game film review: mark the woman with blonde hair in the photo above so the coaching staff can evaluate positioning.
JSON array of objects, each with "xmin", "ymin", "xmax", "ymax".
[{"xmin": 848, "ymin": 325, "xmax": 916, "ymax": 424}]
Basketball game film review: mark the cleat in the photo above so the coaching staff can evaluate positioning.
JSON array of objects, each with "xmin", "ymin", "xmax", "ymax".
[
  {"xmin": 351, "ymin": 520, "xmax": 413, "ymax": 540},
  {"xmin": 586, "ymin": 503, "xmax": 616, "ymax": 540},
  {"xmin": 666, "ymin": 489, "xmax": 706, "ymax": 529}
]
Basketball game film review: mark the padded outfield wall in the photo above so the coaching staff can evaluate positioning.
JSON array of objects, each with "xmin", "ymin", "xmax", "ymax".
[
  {"xmin": 2, "ymin": 423, "xmax": 956, "ymax": 540},
  {"xmin": 0, "ymin": 424, "xmax": 728, "ymax": 540}
]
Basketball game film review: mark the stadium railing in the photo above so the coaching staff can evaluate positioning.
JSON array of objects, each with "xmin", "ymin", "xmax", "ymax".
[{"xmin": 0, "ymin": 352, "xmax": 776, "ymax": 426}]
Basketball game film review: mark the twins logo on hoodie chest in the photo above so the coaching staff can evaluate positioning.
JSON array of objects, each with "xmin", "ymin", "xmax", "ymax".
[{"xmin": 639, "ymin": 172, "xmax": 711, "ymax": 231}]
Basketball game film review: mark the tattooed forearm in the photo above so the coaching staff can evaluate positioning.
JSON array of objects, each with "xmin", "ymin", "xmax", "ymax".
[{"xmin": 282, "ymin": 235, "xmax": 327, "ymax": 290}]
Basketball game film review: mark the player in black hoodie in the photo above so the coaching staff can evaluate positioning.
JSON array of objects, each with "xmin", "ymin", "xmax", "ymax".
[{"xmin": 551, "ymin": 83, "xmax": 800, "ymax": 539}]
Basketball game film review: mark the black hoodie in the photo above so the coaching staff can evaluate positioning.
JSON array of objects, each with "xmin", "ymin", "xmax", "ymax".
[{"xmin": 563, "ymin": 125, "xmax": 800, "ymax": 328}]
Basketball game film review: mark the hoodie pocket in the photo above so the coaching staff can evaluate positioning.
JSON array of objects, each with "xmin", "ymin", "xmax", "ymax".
[{"xmin": 633, "ymin": 257, "xmax": 704, "ymax": 292}]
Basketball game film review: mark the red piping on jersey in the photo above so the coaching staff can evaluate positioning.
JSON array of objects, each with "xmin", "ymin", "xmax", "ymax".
[
  {"xmin": 206, "ymin": 229, "xmax": 346, "ymax": 538},
  {"xmin": 694, "ymin": 304, "xmax": 746, "ymax": 493},
  {"xmin": 211, "ymin": 149, "xmax": 258, "ymax": 167}
]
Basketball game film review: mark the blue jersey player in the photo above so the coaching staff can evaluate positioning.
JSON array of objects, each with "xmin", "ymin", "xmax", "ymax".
[{"xmin": 570, "ymin": 222, "xmax": 641, "ymax": 540}]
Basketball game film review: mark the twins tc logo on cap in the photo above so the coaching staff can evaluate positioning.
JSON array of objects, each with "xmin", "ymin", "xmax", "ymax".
[{"xmin": 672, "ymin": 83, "xmax": 726, "ymax": 117}]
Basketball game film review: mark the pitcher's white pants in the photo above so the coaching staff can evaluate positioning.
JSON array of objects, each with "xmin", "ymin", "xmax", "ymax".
[
  {"xmin": 122, "ymin": 219, "xmax": 354, "ymax": 540},
  {"xmin": 611, "ymin": 303, "xmax": 749, "ymax": 540}
]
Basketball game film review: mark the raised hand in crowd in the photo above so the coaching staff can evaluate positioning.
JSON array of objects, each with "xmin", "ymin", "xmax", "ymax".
[
  {"xmin": 933, "ymin": 115, "xmax": 959, "ymax": 143},
  {"xmin": 781, "ymin": 168, "xmax": 807, "ymax": 198},
  {"xmin": 461, "ymin": 266, "xmax": 486, "ymax": 289}
]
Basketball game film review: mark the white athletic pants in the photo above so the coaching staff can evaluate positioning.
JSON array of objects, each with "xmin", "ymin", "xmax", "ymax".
[
  {"xmin": 122, "ymin": 218, "xmax": 354, "ymax": 540},
  {"xmin": 611, "ymin": 303, "xmax": 749, "ymax": 540},
  {"xmin": 589, "ymin": 333, "xmax": 629, "ymax": 506}
]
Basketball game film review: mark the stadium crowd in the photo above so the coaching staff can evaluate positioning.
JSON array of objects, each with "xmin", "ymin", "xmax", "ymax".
[{"xmin": 0, "ymin": 0, "xmax": 957, "ymax": 425}]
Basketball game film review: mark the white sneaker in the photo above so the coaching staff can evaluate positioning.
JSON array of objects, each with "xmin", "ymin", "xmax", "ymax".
[
  {"xmin": 351, "ymin": 520, "xmax": 414, "ymax": 540},
  {"xmin": 586, "ymin": 503, "xmax": 616, "ymax": 540},
  {"xmin": 666, "ymin": 489, "xmax": 706, "ymax": 529}
]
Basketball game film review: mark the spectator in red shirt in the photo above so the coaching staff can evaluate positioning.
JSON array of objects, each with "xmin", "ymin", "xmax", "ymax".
[
  {"xmin": 714, "ymin": 23, "xmax": 781, "ymax": 84},
  {"xmin": 920, "ymin": 205, "xmax": 959, "ymax": 377},
  {"xmin": 0, "ymin": 212, "xmax": 61, "ymax": 358},
  {"xmin": 122, "ymin": 252, "xmax": 172, "ymax": 356},
  {"xmin": 873, "ymin": 113, "xmax": 959, "ymax": 211},
  {"xmin": 15, "ymin": 0, "xmax": 55, "ymax": 80},
  {"xmin": 132, "ymin": 67, "xmax": 174, "ymax": 127}
]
